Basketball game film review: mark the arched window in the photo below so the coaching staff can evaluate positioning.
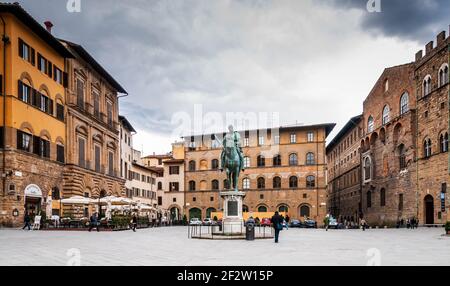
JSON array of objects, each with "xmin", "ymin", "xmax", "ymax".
[
  {"xmin": 289, "ymin": 154, "xmax": 298, "ymax": 166},
  {"xmin": 400, "ymin": 92, "xmax": 409, "ymax": 115},
  {"xmin": 243, "ymin": 178, "xmax": 250, "ymax": 189},
  {"xmin": 423, "ymin": 75, "xmax": 432, "ymax": 96},
  {"xmin": 257, "ymin": 177, "xmax": 265, "ymax": 189},
  {"xmin": 242, "ymin": 205, "xmax": 249, "ymax": 212},
  {"xmin": 424, "ymin": 139, "xmax": 432, "ymax": 158},
  {"xmin": 257, "ymin": 155, "xmax": 265, "ymax": 167},
  {"xmin": 273, "ymin": 154, "xmax": 281, "ymax": 166},
  {"xmin": 188, "ymin": 160, "xmax": 196, "ymax": 171},
  {"xmin": 289, "ymin": 176, "xmax": 298, "ymax": 188},
  {"xmin": 299, "ymin": 205, "xmax": 310, "ymax": 218},
  {"xmin": 306, "ymin": 152, "xmax": 315, "ymax": 165},
  {"xmin": 363, "ymin": 156, "xmax": 372, "ymax": 181},
  {"xmin": 257, "ymin": 205, "xmax": 268, "ymax": 212},
  {"xmin": 189, "ymin": 180, "xmax": 196, "ymax": 191},
  {"xmin": 223, "ymin": 179, "xmax": 229, "ymax": 189},
  {"xmin": 382, "ymin": 105, "xmax": 390, "ymax": 125},
  {"xmin": 367, "ymin": 191, "xmax": 372, "ymax": 208},
  {"xmin": 278, "ymin": 205, "xmax": 289, "ymax": 213},
  {"xmin": 439, "ymin": 64, "xmax": 449, "ymax": 87},
  {"xmin": 273, "ymin": 176, "xmax": 281, "ymax": 189},
  {"xmin": 211, "ymin": 159, "xmax": 219, "ymax": 170},
  {"xmin": 306, "ymin": 175, "xmax": 315, "ymax": 188},
  {"xmin": 157, "ymin": 182, "xmax": 162, "ymax": 190},
  {"xmin": 243, "ymin": 156, "xmax": 250, "ymax": 168},
  {"xmin": 211, "ymin": 180, "xmax": 219, "ymax": 190},
  {"xmin": 367, "ymin": 116, "xmax": 374, "ymax": 133},
  {"xmin": 380, "ymin": 188, "xmax": 386, "ymax": 207},
  {"xmin": 440, "ymin": 133, "xmax": 449, "ymax": 153}
]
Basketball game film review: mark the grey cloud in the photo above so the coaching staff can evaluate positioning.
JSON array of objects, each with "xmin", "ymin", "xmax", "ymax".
[{"xmin": 326, "ymin": 0, "xmax": 450, "ymax": 42}]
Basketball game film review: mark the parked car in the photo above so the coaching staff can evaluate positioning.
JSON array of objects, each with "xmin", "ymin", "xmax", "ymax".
[
  {"xmin": 328, "ymin": 217, "xmax": 339, "ymax": 229},
  {"xmin": 303, "ymin": 219, "xmax": 317, "ymax": 228},
  {"xmin": 189, "ymin": 218, "xmax": 202, "ymax": 225},
  {"xmin": 289, "ymin": 219, "xmax": 303, "ymax": 228},
  {"xmin": 202, "ymin": 218, "xmax": 213, "ymax": 225},
  {"xmin": 261, "ymin": 218, "xmax": 271, "ymax": 226}
]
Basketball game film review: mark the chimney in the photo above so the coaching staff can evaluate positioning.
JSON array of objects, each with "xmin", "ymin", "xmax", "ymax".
[
  {"xmin": 44, "ymin": 21, "xmax": 53, "ymax": 34},
  {"xmin": 437, "ymin": 31, "xmax": 446, "ymax": 46},
  {"xmin": 415, "ymin": 50, "xmax": 423, "ymax": 62},
  {"xmin": 425, "ymin": 41, "xmax": 434, "ymax": 54}
]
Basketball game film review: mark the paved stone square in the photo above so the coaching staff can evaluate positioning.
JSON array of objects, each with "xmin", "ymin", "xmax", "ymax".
[{"xmin": 0, "ymin": 227, "xmax": 448, "ymax": 266}]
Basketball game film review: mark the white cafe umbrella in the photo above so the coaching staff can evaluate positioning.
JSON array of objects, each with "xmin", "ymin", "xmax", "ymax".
[{"xmin": 60, "ymin": 196, "xmax": 93, "ymax": 205}]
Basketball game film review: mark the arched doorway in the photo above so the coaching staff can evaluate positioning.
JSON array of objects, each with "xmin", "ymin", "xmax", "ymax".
[
  {"xmin": 424, "ymin": 195, "xmax": 434, "ymax": 224},
  {"xmin": 206, "ymin": 207, "xmax": 216, "ymax": 219},
  {"xmin": 24, "ymin": 184, "xmax": 42, "ymax": 220},
  {"xmin": 170, "ymin": 207, "xmax": 180, "ymax": 221},
  {"xmin": 189, "ymin": 208, "xmax": 202, "ymax": 220}
]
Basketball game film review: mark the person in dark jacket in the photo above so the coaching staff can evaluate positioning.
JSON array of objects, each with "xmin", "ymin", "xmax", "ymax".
[
  {"xmin": 22, "ymin": 212, "xmax": 31, "ymax": 231},
  {"xmin": 89, "ymin": 212, "xmax": 99, "ymax": 232},
  {"xmin": 131, "ymin": 215, "xmax": 138, "ymax": 232},
  {"xmin": 271, "ymin": 212, "xmax": 283, "ymax": 243}
]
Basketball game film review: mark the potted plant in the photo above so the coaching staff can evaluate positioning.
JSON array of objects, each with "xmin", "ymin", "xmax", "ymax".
[{"xmin": 445, "ymin": 222, "xmax": 450, "ymax": 235}]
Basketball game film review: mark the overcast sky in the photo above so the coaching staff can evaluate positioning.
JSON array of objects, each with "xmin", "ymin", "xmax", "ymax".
[{"xmin": 16, "ymin": 0, "xmax": 450, "ymax": 155}]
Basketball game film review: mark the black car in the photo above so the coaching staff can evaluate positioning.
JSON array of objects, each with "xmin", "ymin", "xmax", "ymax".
[
  {"xmin": 289, "ymin": 219, "xmax": 303, "ymax": 228},
  {"xmin": 302, "ymin": 219, "xmax": 318, "ymax": 228}
]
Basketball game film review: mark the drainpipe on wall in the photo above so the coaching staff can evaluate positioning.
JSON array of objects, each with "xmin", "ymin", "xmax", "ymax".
[{"xmin": 1, "ymin": 15, "xmax": 9, "ymax": 197}]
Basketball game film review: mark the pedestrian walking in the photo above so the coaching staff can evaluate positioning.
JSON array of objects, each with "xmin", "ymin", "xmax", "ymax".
[
  {"xmin": 22, "ymin": 212, "xmax": 31, "ymax": 231},
  {"xmin": 271, "ymin": 211, "xmax": 283, "ymax": 243},
  {"xmin": 324, "ymin": 214, "xmax": 330, "ymax": 231},
  {"xmin": 360, "ymin": 218, "xmax": 367, "ymax": 231},
  {"xmin": 88, "ymin": 212, "xmax": 100, "ymax": 232},
  {"xmin": 131, "ymin": 214, "xmax": 138, "ymax": 232}
]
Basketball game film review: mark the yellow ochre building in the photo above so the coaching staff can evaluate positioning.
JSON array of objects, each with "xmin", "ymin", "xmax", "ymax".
[{"xmin": 0, "ymin": 3, "xmax": 73, "ymax": 226}]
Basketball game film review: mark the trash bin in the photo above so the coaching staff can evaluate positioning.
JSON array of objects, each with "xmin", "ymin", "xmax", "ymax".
[{"xmin": 246, "ymin": 223, "xmax": 255, "ymax": 241}]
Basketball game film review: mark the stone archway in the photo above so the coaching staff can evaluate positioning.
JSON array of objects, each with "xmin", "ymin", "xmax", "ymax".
[{"xmin": 189, "ymin": 208, "xmax": 202, "ymax": 220}]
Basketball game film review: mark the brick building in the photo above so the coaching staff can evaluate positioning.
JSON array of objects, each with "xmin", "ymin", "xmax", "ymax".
[
  {"xmin": 415, "ymin": 30, "xmax": 449, "ymax": 224},
  {"xmin": 183, "ymin": 124, "xmax": 335, "ymax": 223},
  {"xmin": 327, "ymin": 115, "xmax": 363, "ymax": 222}
]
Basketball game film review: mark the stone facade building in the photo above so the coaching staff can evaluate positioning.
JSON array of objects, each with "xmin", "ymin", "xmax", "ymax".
[
  {"xmin": 0, "ymin": 3, "xmax": 72, "ymax": 226},
  {"xmin": 183, "ymin": 124, "xmax": 335, "ymax": 223},
  {"xmin": 59, "ymin": 39, "xmax": 126, "ymax": 217},
  {"xmin": 327, "ymin": 115, "xmax": 363, "ymax": 222},
  {"xmin": 415, "ymin": 30, "xmax": 449, "ymax": 224}
]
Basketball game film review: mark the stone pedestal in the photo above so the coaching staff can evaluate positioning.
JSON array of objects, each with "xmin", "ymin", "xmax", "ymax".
[{"xmin": 220, "ymin": 191, "xmax": 245, "ymax": 234}]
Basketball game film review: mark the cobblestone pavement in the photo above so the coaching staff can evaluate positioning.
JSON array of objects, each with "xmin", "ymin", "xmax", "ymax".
[{"xmin": 0, "ymin": 227, "xmax": 448, "ymax": 266}]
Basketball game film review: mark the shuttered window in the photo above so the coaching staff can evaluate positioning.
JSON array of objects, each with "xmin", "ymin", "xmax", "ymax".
[
  {"xmin": 78, "ymin": 137, "xmax": 86, "ymax": 168},
  {"xmin": 108, "ymin": 151, "xmax": 114, "ymax": 176},
  {"xmin": 17, "ymin": 130, "xmax": 32, "ymax": 152},
  {"xmin": 56, "ymin": 145, "xmax": 65, "ymax": 163},
  {"xmin": 94, "ymin": 145, "xmax": 101, "ymax": 172},
  {"xmin": 56, "ymin": 103, "xmax": 64, "ymax": 121}
]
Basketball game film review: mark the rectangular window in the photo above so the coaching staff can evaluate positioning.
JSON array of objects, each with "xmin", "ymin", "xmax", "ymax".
[
  {"xmin": 53, "ymin": 67, "xmax": 63, "ymax": 84},
  {"xmin": 78, "ymin": 137, "xmax": 86, "ymax": 168},
  {"xmin": 93, "ymin": 92, "xmax": 100, "ymax": 118},
  {"xmin": 274, "ymin": 135, "xmax": 280, "ymax": 145},
  {"xmin": 307, "ymin": 132, "xmax": 314, "ymax": 142},
  {"xmin": 40, "ymin": 94, "xmax": 49, "ymax": 113},
  {"xmin": 40, "ymin": 139, "xmax": 50, "ymax": 158},
  {"xmin": 19, "ymin": 39, "xmax": 34, "ymax": 65},
  {"xmin": 17, "ymin": 130, "xmax": 32, "ymax": 152},
  {"xmin": 94, "ymin": 145, "xmax": 101, "ymax": 173},
  {"xmin": 38, "ymin": 53, "xmax": 48, "ymax": 74},
  {"xmin": 398, "ymin": 194, "xmax": 404, "ymax": 211},
  {"xmin": 158, "ymin": 196, "xmax": 162, "ymax": 205},
  {"xmin": 18, "ymin": 80, "xmax": 31, "ymax": 104},
  {"xmin": 170, "ymin": 182, "xmax": 179, "ymax": 192},
  {"xmin": 107, "ymin": 101, "xmax": 113, "ymax": 127},
  {"xmin": 108, "ymin": 151, "xmax": 114, "ymax": 176},
  {"xmin": 258, "ymin": 136, "xmax": 264, "ymax": 146},
  {"xmin": 290, "ymin": 133, "xmax": 297, "ymax": 144},
  {"xmin": 169, "ymin": 166, "xmax": 180, "ymax": 175},
  {"xmin": 56, "ymin": 145, "xmax": 65, "ymax": 163},
  {"xmin": 244, "ymin": 137, "xmax": 249, "ymax": 147},
  {"xmin": 76, "ymin": 79, "xmax": 84, "ymax": 109}
]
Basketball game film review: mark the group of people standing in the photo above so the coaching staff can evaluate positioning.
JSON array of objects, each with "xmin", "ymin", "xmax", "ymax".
[{"xmin": 397, "ymin": 218, "xmax": 419, "ymax": 229}]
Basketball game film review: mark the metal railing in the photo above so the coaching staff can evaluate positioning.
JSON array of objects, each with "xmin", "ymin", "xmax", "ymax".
[{"xmin": 188, "ymin": 223, "xmax": 274, "ymax": 239}]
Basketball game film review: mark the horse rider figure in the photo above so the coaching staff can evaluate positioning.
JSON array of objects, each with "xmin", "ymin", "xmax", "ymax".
[{"xmin": 219, "ymin": 125, "xmax": 245, "ymax": 192}]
